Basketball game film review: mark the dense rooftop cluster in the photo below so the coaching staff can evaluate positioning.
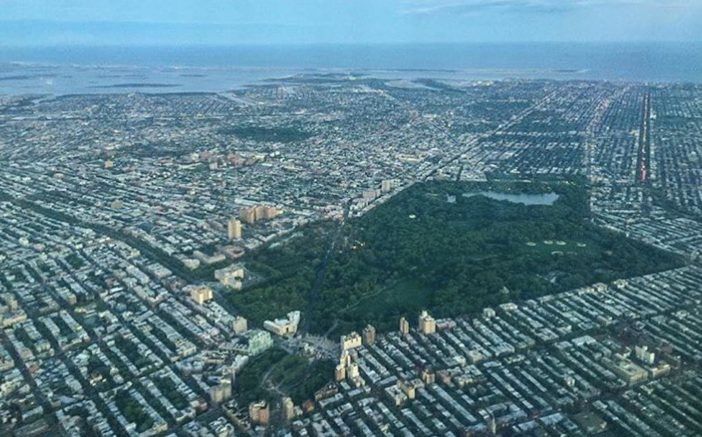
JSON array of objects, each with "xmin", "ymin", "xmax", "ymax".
[
  {"xmin": 299, "ymin": 267, "xmax": 702, "ymax": 435},
  {"xmin": 0, "ymin": 76, "xmax": 701, "ymax": 435}
]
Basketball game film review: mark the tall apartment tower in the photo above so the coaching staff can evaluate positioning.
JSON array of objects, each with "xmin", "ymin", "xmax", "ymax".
[
  {"xmin": 335, "ymin": 363, "xmax": 347, "ymax": 381},
  {"xmin": 249, "ymin": 401, "xmax": 270, "ymax": 426},
  {"xmin": 282, "ymin": 397, "xmax": 295, "ymax": 421},
  {"xmin": 362, "ymin": 324, "xmax": 376, "ymax": 345},
  {"xmin": 240, "ymin": 207, "xmax": 256, "ymax": 225},
  {"xmin": 256, "ymin": 205, "xmax": 279, "ymax": 220},
  {"xmin": 399, "ymin": 317, "xmax": 410, "ymax": 336},
  {"xmin": 228, "ymin": 218, "xmax": 242, "ymax": 240},
  {"xmin": 381, "ymin": 179, "xmax": 394, "ymax": 193},
  {"xmin": 418, "ymin": 310, "xmax": 436, "ymax": 335}
]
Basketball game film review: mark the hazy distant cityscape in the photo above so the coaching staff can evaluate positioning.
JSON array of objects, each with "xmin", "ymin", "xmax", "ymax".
[{"xmin": 1, "ymin": 43, "xmax": 702, "ymax": 96}]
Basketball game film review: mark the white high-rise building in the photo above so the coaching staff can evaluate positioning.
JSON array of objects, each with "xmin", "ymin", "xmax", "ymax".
[
  {"xmin": 418, "ymin": 310, "xmax": 436, "ymax": 335},
  {"xmin": 227, "ymin": 218, "xmax": 242, "ymax": 240}
]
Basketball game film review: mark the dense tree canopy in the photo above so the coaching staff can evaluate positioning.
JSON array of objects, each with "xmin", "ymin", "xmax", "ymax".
[{"xmin": 230, "ymin": 180, "xmax": 683, "ymax": 335}]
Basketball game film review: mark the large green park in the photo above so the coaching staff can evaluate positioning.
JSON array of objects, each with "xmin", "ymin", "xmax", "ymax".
[{"xmin": 230, "ymin": 179, "xmax": 683, "ymax": 335}]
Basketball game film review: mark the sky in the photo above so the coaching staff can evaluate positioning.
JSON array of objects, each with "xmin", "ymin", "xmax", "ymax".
[{"xmin": 0, "ymin": 0, "xmax": 701, "ymax": 46}]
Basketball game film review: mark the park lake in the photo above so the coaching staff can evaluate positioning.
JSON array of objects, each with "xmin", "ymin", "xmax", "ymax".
[{"xmin": 463, "ymin": 191, "xmax": 559, "ymax": 205}]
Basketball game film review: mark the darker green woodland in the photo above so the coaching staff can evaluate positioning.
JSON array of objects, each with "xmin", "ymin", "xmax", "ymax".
[{"xmin": 231, "ymin": 179, "xmax": 682, "ymax": 335}]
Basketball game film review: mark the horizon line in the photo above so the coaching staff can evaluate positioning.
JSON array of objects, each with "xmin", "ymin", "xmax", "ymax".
[{"xmin": 2, "ymin": 41, "xmax": 702, "ymax": 49}]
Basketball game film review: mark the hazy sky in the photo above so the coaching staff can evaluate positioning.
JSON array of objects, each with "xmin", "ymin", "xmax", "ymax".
[{"xmin": 1, "ymin": 0, "xmax": 701, "ymax": 46}]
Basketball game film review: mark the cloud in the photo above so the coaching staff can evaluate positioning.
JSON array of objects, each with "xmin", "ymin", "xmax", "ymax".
[
  {"xmin": 401, "ymin": 0, "xmax": 692, "ymax": 15},
  {"xmin": 402, "ymin": 0, "xmax": 570, "ymax": 15}
]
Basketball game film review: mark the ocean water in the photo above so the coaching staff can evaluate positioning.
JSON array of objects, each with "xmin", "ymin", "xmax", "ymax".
[{"xmin": 0, "ymin": 43, "xmax": 700, "ymax": 95}]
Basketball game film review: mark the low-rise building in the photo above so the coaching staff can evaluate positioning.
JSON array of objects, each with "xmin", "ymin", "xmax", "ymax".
[{"xmin": 263, "ymin": 311, "xmax": 301, "ymax": 337}]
